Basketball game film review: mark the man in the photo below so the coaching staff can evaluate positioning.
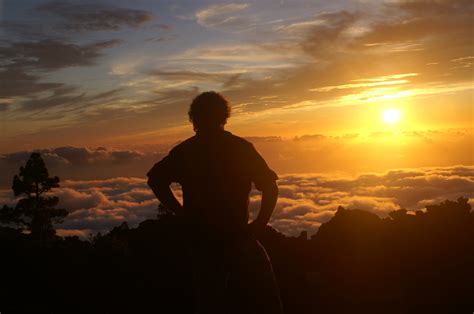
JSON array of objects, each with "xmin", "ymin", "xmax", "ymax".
[{"xmin": 147, "ymin": 91, "xmax": 283, "ymax": 314}]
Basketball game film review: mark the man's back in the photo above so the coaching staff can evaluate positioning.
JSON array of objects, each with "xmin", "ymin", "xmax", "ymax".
[
  {"xmin": 147, "ymin": 130, "xmax": 277, "ymax": 231},
  {"xmin": 146, "ymin": 91, "xmax": 283, "ymax": 314}
]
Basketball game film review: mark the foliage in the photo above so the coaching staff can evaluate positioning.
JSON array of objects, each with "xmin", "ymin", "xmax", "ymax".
[{"xmin": 0, "ymin": 152, "xmax": 67, "ymax": 238}]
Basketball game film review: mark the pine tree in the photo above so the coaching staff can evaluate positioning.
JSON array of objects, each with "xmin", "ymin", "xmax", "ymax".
[{"xmin": 2, "ymin": 152, "xmax": 68, "ymax": 238}]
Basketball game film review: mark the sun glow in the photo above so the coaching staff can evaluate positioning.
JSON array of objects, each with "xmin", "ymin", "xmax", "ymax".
[{"xmin": 381, "ymin": 108, "xmax": 402, "ymax": 125}]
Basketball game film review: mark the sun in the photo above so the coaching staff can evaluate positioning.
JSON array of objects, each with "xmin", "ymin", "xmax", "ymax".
[{"xmin": 381, "ymin": 108, "xmax": 402, "ymax": 125}]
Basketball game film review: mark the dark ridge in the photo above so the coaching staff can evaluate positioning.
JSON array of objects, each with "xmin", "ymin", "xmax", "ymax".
[{"xmin": 1, "ymin": 197, "xmax": 473, "ymax": 314}]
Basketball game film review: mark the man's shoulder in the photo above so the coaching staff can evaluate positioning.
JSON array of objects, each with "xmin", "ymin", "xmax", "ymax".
[
  {"xmin": 170, "ymin": 132, "xmax": 254, "ymax": 153},
  {"xmin": 169, "ymin": 136, "xmax": 197, "ymax": 153},
  {"xmin": 224, "ymin": 131, "xmax": 253, "ymax": 148}
]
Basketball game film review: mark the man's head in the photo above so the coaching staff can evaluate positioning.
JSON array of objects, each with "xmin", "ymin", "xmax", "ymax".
[{"xmin": 189, "ymin": 91, "xmax": 230, "ymax": 132}]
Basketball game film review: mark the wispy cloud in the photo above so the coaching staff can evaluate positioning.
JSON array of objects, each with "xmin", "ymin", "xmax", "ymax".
[
  {"xmin": 195, "ymin": 3, "xmax": 250, "ymax": 31},
  {"xmin": 310, "ymin": 73, "xmax": 419, "ymax": 92},
  {"xmin": 36, "ymin": 1, "xmax": 152, "ymax": 32},
  {"xmin": 2, "ymin": 0, "xmax": 473, "ymax": 150}
]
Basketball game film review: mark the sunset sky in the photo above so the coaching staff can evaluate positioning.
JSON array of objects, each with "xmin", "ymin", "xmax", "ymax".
[{"xmin": 1, "ymin": 0, "xmax": 473, "ymax": 237}]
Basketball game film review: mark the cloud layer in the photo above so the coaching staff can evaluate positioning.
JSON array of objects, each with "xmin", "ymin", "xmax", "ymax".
[
  {"xmin": 2, "ymin": 126, "xmax": 473, "ymax": 188},
  {"xmin": 263, "ymin": 166, "xmax": 474, "ymax": 235},
  {"xmin": 0, "ymin": 146, "xmax": 166, "ymax": 188},
  {"xmin": 1, "ymin": 166, "xmax": 472, "ymax": 239}
]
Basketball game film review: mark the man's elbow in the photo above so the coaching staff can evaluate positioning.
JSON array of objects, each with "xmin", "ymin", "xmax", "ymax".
[
  {"xmin": 263, "ymin": 181, "xmax": 279, "ymax": 195},
  {"xmin": 147, "ymin": 177, "xmax": 168, "ymax": 189},
  {"xmin": 147, "ymin": 177, "xmax": 155, "ymax": 188}
]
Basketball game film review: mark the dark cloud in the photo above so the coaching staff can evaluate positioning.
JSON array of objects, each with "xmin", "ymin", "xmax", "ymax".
[
  {"xmin": 0, "ymin": 1, "xmax": 149, "ymax": 114},
  {"xmin": 360, "ymin": 0, "xmax": 473, "ymax": 63},
  {"xmin": 0, "ymin": 146, "xmax": 163, "ymax": 188},
  {"xmin": 0, "ymin": 66, "xmax": 63, "ymax": 98},
  {"xmin": 0, "ymin": 39, "xmax": 120, "ymax": 99},
  {"xmin": 53, "ymin": 146, "xmax": 144, "ymax": 164},
  {"xmin": 0, "ymin": 20, "xmax": 49, "ymax": 41},
  {"xmin": 0, "ymin": 39, "xmax": 121, "ymax": 71},
  {"xmin": 301, "ymin": 11, "xmax": 360, "ymax": 57},
  {"xmin": 0, "ymin": 103, "xmax": 10, "ymax": 111},
  {"xmin": 36, "ymin": 1, "xmax": 152, "ymax": 32}
]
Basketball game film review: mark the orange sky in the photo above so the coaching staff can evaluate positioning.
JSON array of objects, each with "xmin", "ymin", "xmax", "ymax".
[
  {"xmin": 1, "ymin": 0, "xmax": 473, "ymax": 237},
  {"xmin": 1, "ymin": 0, "xmax": 473, "ymax": 173}
]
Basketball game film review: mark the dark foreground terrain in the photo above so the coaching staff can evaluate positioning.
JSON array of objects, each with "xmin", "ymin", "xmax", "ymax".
[{"xmin": 1, "ymin": 198, "xmax": 473, "ymax": 314}]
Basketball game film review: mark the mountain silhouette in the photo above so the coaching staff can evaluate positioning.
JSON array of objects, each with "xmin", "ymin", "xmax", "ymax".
[{"xmin": 1, "ymin": 197, "xmax": 473, "ymax": 314}]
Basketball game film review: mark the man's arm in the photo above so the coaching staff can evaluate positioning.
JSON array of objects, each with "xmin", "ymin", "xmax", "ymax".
[
  {"xmin": 147, "ymin": 147, "xmax": 185, "ymax": 216},
  {"xmin": 249, "ymin": 181, "xmax": 278, "ymax": 231},
  {"xmin": 147, "ymin": 179, "xmax": 184, "ymax": 216}
]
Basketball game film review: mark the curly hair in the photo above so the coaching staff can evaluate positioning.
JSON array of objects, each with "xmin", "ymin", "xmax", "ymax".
[{"xmin": 188, "ymin": 91, "xmax": 231, "ymax": 131}]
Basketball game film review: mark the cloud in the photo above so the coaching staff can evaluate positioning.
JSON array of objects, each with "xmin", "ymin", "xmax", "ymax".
[
  {"xmin": 2, "ymin": 146, "xmax": 144, "ymax": 166},
  {"xmin": 0, "ymin": 177, "xmax": 159, "ymax": 235},
  {"xmin": 154, "ymin": 42, "xmax": 309, "ymax": 93},
  {"xmin": 362, "ymin": 0, "xmax": 472, "ymax": 45},
  {"xmin": 15, "ymin": 87, "xmax": 123, "ymax": 115},
  {"xmin": 0, "ymin": 67, "xmax": 64, "ymax": 98},
  {"xmin": 36, "ymin": 1, "xmax": 152, "ymax": 32},
  {"xmin": 246, "ymin": 129, "xmax": 474, "ymax": 175},
  {"xmin": 275, "ymin": 19, "xmax": 327, "ymax": 35},
  {"xmin": 0, "ymin": 1, "xmax": 150, "ymax": 121},
  {"xmin": 195, "ymin": 3, "xmax": 250, "ymax": 31},
  {"xmin": 3, "ymin": 0, "xmax": 473, "ymax": 149},
  {"xmin": 171, "ymin": 43, "xmax": 303, "ymax": 63},
  {"xmin": 0, "ymin": 39, "xmax": 121, "ymax": 71},
  {"xmin": 214, "ymin": 1, "xmax": 474, "ymax": 113},
  {"xmin": 56, "ymin": 228, "xmax": 91, "ymax": 239},
  {"xmin": 0, "ymin": 146, "xmax": 164, "ymax": 188},
  {"xmin": 147, "ymin": 69, "xmax": 243, "ymax": 88},
  {"xmin": 300, "ymin": 10, "xmax": 360, "ymax": 57},
  {"xmin": 309, "ymin": 73, "xmax": 419, "ymax": 92},
  {"xmin": 55, "ymin": 188, "xmax": 109, "ymax": 211},
  {"xmin": 2, "ymin": 127, "xmax": 473, "ymax": 188},
  {"xmin": 4, "ymin": 165, "xmax": 472, "ymax": 237},
  {"xmin": 259, "ymin": 166, "xmax": 474, "ymax": 235},
  {"xmin": 0, "ymin": 1, "xmax": 148, "ymax": 117},
  {"xmin": 0, "ymin": 103, "xmax": 9, "ymax": 112},
  {"xmin": 51, "ymin": 146, "xmax": 143, "ymax": 164},
  {"xmin": 0, "ymin": 39, "xmax": 121, "ymax": 100},
  {"xmin": 55, "ymin": 177, "xmax": 158, "ymax": 233}
]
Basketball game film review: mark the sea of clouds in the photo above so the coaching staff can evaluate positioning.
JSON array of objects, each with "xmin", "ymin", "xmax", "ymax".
[
  {"xmin": 1, "ymin": 166, "xmax": 472, "ymax": 239},
  {"xmin": 1, "ymin": 138, "xmax": 473, "ymax": 239}
]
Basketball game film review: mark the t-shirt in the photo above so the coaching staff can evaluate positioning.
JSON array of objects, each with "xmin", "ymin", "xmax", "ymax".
[{"xmin": 147, "ymin": 130, "xmax": 278, "ymax": 230}]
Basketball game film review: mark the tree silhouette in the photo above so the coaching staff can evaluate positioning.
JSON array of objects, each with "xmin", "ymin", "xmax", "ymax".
[{"xmin": 1, "ymin": 152, "xmax": 68, "ymax": 239}]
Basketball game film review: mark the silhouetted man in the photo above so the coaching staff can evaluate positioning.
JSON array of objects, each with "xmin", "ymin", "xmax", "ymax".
[{"xmin": 147, "ymin": 91, "xmax": 283, "ymax": 314}]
